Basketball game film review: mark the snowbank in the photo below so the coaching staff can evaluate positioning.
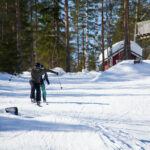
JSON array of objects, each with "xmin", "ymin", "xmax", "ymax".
[
  {"xmin": 1, "ymin": 60, "xmax": 150, "ymax": 150},
  {"xmin": 93, "ymin": 60, "xmax": 150, "ymax": 82}
]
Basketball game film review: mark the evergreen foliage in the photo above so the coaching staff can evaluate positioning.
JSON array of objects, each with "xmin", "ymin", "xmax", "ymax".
[
  {"xmin": 35, "ymin": 0, "xmax": 66, "ymax": 69},
  {"xmin": 0, "ymin": 0, "xmax": 19, "ymax": 73},
  {"xmin": 0, "ymin": 0, "xmax": 150, "ymax": 73}
]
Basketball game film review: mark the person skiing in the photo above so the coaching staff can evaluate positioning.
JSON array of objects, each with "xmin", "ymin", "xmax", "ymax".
[
  {"xmin": 40, "ymin": 64, "xmax": 50, "ymax": 103},
  {"xmin": 29, "ymin": 62, "xmax": 58, "ymax": 106}
]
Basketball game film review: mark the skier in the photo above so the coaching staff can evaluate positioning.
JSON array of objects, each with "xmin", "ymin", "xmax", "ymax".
[
  {"xmin": 40, "ymin": 64, "xmax": 50, "ymax": 103},
  {"xmin": 29, "ymin": 62, "xmax": 58, "ymax": 106}
]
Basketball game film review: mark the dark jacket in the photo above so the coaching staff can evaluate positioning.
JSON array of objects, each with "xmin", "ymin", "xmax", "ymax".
[{"xmin": 30, "ymin": 67, "xmax": 57, "ymax": 83}]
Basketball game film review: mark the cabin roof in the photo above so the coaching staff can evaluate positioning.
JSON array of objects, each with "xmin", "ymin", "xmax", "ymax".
[{"xmin": 99, "ymin": 41, "xmax": 143, "ymax": 62}]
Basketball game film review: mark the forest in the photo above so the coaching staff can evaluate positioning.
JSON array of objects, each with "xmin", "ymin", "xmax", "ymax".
[{"xmin": 0, "ymin": 0, "xmax": 150, "ymax": 74}]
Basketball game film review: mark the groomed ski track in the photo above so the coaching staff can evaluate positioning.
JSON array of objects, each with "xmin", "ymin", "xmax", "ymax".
[{"xmin": 0, "ymin": 60, "xmax": 150, "ymax": 150}]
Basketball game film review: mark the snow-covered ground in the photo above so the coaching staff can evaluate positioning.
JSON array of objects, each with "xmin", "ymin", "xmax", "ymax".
[{"xmin": 0, "ymin": 60, "xmax": 150, "ymax": 150}]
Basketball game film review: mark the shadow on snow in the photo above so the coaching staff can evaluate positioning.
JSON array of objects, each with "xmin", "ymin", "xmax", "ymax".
[
  {"xmin": 47, "ymin": 101, "xmax": 109, "ymax": 105},
  {"xmin": 0, "ymin": 116, "xmax": 94, "ymax": 132}
]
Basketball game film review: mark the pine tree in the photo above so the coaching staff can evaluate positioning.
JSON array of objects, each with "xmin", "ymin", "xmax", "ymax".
[
  {"xmin": 34, "ymin": 0, "xmax": 66, "ymax": 69},
  {"xmin": 105, "ymin": 0, "xmax": 113, "ymax": 68},
  {"xmin": 65, "ymin": 0, "xmax": 70, "ymax": 72},
  {"xmin": 0, "ymin": 1, "xmax": 19, "ymax": 73},
  {"xmin": 0, "ymin": 0, "xmax": 35, "ymax": 73},
  {"xmin": 85, "ymin": 0, "xmax": 89, "ymax": 71},
  {"xmin": 124, "ymin": 0, "xmax": 131, "ymax": 59},
  {"xmin": 101, "ymin": 0, "xmax": 105, "ymax": 71},
  {"xmin": 94, "ymin": 0, "xmax": 99, "ymax": 72}
]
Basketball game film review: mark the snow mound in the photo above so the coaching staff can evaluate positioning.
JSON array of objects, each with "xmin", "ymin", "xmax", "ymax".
[
  {"xmin": 82, "ymin": 69, "xmax": 89, "ymax": 73},
  {"xmin": 53, "ymin": 67, "xmax": 66, "ymax": 75},
  {"xmin": 93, "ymin": 60, "xmax": 150, "ymax": 82}
]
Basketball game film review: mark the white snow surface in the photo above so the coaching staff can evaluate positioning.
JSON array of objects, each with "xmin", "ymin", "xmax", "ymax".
[
  {"xmin": 1, "ymin": 60, "xmax": 150, "ymax": 150},
  {"xmin": 99, "ymin": 41, "xmax": 143, "ymax": 63}
]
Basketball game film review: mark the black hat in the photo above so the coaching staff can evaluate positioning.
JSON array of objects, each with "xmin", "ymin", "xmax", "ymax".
[{"xmin": 35, "ymin": 62, "xmax": 41, "ymax": 68}]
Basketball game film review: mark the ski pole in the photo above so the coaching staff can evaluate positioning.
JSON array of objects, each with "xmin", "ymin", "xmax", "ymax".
[{"xmin": 57, "ymin": 75, "xmax": 63, "ymax": 90}]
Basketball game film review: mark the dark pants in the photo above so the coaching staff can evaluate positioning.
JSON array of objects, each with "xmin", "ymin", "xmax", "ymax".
[{"xmin": 29, "ymin": 81, "xmax": 41, "ymax": 102}]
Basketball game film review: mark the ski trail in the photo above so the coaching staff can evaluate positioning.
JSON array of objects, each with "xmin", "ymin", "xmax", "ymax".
[
  {"xmin": 72, "ymin": 110, "xmax": 150, "ymax": 150},
  {"xmin": 95, "ymin": 125, "xmax": 134, "ymax": 149},
  {"xmin": 94, "ymin": 121, "xmax": 149, "ymax": 150}
]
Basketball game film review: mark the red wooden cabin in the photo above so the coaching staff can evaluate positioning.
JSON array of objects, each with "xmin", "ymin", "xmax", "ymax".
[{"xmin": 99, "ymin": 41, "xmax": 143, "ymax": 70}]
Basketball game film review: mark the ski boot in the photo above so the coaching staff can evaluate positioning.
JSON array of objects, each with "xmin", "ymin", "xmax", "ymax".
[
  {"xmin": 31, "ymin": 98, "xmax": 36, "ymax": 103},
  {"xmin": 43, "ymin": 99, "xmax": 46, "ymax": 103},
  {"xmin": 37, "ymin": 101, "xmax": 41, "ymax": 107}
]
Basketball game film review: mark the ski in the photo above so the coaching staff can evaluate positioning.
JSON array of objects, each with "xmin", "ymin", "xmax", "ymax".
[
  {"xmin": 36, "ymin": 102, "xmax": 48, "ymax": 107},
  {"xmin": 43, "ymin": 102, "xmax": 48, "ymax": 105},
  {"xmin": 30, "ymin": 100, "xmax": 48, "ymax": 107}
]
